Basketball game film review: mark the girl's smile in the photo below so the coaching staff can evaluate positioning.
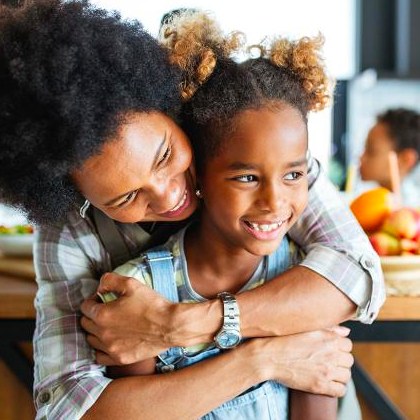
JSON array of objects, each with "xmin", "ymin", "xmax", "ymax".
[{"xmin": 241, "ymin": 217, "xmax": 292, "ymax": 241}]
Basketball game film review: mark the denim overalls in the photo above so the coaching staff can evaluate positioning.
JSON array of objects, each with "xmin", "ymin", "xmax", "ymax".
[{"xmin": 140, "ymin": 237, "xmax": 291, "ymax": 420}]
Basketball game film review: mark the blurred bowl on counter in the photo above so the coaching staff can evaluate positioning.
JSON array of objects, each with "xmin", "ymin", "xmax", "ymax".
[
  {"xmin": 381, "ymin": 255, "xmax": 420, "ymax": 296},
  {"xmin": 0, "ymin": 205, "xmax": 34, "ymax": 257}
]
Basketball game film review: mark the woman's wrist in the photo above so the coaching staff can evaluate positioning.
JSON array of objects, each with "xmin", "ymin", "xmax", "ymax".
[
  {"xmin": 168, "ymin": 299, "xmax": 223, "ymax": 347},
  {"xmin": 239, "ymin": 339, "xmax": 272, "ymax": 382}
]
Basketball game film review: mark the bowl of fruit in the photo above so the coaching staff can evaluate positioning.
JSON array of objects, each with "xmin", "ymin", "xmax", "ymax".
[
  {"xmin": 0, "ymin": 225, "xmax": 35, "ymax": 256},
  {"xmin": 350, "ymin": 188, "xmax": 420, "ymax": 296}
]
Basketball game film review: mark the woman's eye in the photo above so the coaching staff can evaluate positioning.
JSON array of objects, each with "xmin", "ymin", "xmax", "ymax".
[
  {"xmin": 284, "ymin": 171, "xmax": 303, "ymax": 181},
  {"xmin": 158, "ymin": 144, "xmax": 172, "ymax": 167},
  {"xmin": 235, "ymin": 174, "xmax": 258, "ymax": 183},
  {"xmin": 118, "ymin": 190, "xmax": 137, "ymax": 207}
]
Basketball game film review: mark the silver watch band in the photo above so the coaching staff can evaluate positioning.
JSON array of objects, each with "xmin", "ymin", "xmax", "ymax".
[{"xmin": 218, "ymin": 292, "xmax": 240, "ymax": 328}]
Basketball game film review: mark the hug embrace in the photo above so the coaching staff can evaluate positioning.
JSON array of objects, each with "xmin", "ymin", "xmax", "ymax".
[{"xmin": 0, "ymin": 1, "xmax": 385, "ymax": 419}]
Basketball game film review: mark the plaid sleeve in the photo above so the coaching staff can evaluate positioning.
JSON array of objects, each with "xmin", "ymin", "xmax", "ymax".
[
  {"xmin": 288, "ymin": 154, "xmax": 386, "ymax": 324},
  {"xmin": 33, "ymin": 218, "xmax": 113, "ymax": 420}
]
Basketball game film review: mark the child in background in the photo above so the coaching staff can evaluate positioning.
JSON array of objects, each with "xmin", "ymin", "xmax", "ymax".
[
  {"xmin": 360, "ymin": 108, "xmax": 420, "ymax": 207},
  {"xmin": 103, "ymin": 12, "xmax": 344, "ymax": 420}
]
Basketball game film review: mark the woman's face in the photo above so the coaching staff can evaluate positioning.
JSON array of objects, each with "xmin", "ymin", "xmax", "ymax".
[
  {"xmin": 72, "ymin": 112, "xmax": 197, "ymax": 223},
  {"xmin": 198, "ymin": 105, "xmax": 308, "ymax": 257}
]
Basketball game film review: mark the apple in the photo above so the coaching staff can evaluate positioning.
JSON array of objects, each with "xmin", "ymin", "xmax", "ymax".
[
  {"xmin": 382, "ymin": 208, "xmax": 420, "ymax": 240},
  {"xmin": 400, "ymin": 238, "xmax": 420, "ymax": 254},
  {"xmin": 369, "ymin": 232, "xmax": 401, "ymax": 256}
]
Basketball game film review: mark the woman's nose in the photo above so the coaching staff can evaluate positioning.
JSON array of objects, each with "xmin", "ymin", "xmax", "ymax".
[{"xmin": 146, "ymin": 176, "xmax": 179, "ymax": 214}]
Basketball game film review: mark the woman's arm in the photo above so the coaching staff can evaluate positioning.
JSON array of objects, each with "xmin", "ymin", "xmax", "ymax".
[
  {"xmin": 81, "ymin": 156, "xmax": 384, "ymax": 364},
  {"xmin": 290, "ymin": 391, "xmax": 337, "ymax": 420},
  {"xmin": 83, "ymin": 330, "xmax": 352, "ymax": 420}
]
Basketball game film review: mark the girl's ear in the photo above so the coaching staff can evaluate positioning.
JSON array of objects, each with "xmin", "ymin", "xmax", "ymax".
[{"xmin": 398, "ymin": 148, "xmax": 419, "ymax": 175}]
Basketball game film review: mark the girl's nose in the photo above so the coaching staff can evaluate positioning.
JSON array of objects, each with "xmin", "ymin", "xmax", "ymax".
[{"xmin": 255, "ymin": 183, "xmax": 285, "ymax": 213}]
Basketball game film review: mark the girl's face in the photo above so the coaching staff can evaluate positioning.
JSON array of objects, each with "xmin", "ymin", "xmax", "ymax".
[
  {"xmin": 359, "ymin": 122, "xmax": 395, "ymax": 187},
  {"xmin": 198, "ymin": 105, "xmax": 308, "ymax": 256},
  {"xmin": 72, "ymin": 112, "xmax": 197, "ymax": 223}
]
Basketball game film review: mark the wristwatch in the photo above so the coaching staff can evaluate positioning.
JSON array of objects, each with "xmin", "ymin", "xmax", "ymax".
[{"xmin": 214, "ymin": 292, "xmax": 242, "ymax": 349}]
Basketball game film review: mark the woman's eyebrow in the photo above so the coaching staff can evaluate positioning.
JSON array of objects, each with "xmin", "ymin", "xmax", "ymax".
[{"xmin": 103, "ymin": 134, "xmax": 167, "ymax": 207}]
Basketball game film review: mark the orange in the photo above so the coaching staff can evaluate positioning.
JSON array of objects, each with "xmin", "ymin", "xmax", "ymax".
[{"xmin": 350, "ymin": 187, "xmax": 394, "ymax": 233}]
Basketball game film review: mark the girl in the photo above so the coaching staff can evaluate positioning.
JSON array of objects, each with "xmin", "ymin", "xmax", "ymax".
[{"xmin": 103, "ymin": 11, "xmax": 345, "ymax": 420}]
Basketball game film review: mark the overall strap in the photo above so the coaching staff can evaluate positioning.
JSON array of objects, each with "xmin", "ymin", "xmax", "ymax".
[
  {"xmin": 140, "ymin": 247, "xmax": 185, "ymax": 370},
  {"xmin": 92, "ymin": 207, "xmax": 132, "ymax": 269},
  {"xmin": 267, "ymin": 237, "xmax": 290, "ymax": 279},
  {"xmin": 142, "ymin": 248, "xmax": 179, "ymax": 303}
]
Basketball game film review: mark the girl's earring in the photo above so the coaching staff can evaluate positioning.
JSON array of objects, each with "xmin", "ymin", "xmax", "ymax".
[{"xmin": 195, "ymin": 189, "xmax": 203, "ymax": 198}]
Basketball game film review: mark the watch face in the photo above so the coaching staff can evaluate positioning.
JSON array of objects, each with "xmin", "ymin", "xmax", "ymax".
[{"xmin": 216, "ymin": 331, "xmax": 241, "ymax": 349}]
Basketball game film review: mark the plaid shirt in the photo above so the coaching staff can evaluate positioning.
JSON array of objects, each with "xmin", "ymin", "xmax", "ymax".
[{"xmin": 33, "ymin": 155, "xmax": 385, "ymax": 420}]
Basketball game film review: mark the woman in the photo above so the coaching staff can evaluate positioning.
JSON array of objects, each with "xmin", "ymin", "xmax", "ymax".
[{"xmin": 0, "ymin": 1, "xmax": 383, "ymax": 419}]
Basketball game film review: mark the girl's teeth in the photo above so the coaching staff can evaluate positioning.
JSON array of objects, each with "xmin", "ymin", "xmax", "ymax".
[{"xmin": 249, "ymin": 222, "xmax": 282, "ymax": 232}]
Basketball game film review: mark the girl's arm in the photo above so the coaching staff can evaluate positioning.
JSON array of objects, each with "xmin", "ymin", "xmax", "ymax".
[
  {"xmin": 289, "ymin": 391, "xmax": 338, "ymax": 420},
  {"xmin": 107, "ymin": 358, "xmax": 156, "ymax": 378}
]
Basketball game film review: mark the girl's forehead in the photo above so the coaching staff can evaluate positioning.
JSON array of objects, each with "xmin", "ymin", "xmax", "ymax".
[
  {"xmin": 208, "ymin": 106, "xmax": 308, "ymax": 169},
  {"xmin": 228, "ymin": 107, "xmax": 306, "ymax": 148}
]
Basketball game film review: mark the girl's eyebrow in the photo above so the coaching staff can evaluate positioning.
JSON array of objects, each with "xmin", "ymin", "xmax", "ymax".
[
  {"xmin": 227, "ymin": 157, "xmax": 307, "ymax": 172},
  {"xmin": 103, "ymin": 133, "xmax": 167, "ymax": 207},
  {"xmin": 227, "ymin": 162, "xmax": 259, "ymax": 171},
  {"xmin": 286, "ymin": 157, "xmax": 308, "ymax": 168}
]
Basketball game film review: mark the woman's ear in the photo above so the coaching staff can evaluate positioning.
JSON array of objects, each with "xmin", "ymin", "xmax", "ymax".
[{"xmin": 398, "ymin": 148, "xmax": 419, "ymax": 175}]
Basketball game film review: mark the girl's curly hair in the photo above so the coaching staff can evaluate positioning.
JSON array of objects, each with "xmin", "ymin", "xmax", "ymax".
[
  {"xmin": 162, "ymin": 11, "xmax": 333, "ymax": 170},
  {"xmin": 0, "ymin": 0, "xmax": 181, "ymax": 225}
]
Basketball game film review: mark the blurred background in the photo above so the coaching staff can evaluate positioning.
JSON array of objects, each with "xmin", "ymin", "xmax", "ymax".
[{"xmin": 1, "ymin": 1, "xmax": 420, "ymax": 420}]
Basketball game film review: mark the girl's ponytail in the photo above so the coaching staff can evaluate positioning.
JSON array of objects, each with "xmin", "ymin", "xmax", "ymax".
[
  {"xmin": 268, "ymin": 34, "xmax": 332, "ymax": 111},
  {"xmin": 160, "ymin": 11, "xmax": 244, "ymax": 100}
]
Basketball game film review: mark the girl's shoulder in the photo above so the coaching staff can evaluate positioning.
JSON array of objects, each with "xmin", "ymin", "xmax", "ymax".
[{"xmin": 113, "ymin": 256, "xmax": 153, "ymax": 287}]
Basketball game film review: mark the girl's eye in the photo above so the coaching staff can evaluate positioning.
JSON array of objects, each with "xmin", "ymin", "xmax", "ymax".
[
  {"xmin": 235, "ymin": 174, "xmax": 258, "ymax": 183},
  {"xmin": 118, "ymin": 190, "xmax": 138, "ymax": 208},
  {"xmin": 158, "ymin": 144, "xmax": 172, "ymax": 167},
  {"xmin": 284, "ymin": 171, "xmax": 303, "ymax": 181}
]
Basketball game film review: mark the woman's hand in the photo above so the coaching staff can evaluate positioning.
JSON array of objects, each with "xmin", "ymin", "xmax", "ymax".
[
  {"xmin": 80, "ymin": 272, "xmax": 179, "ymax": 365},
  {"xmin": 250, "ymin": 326, "xmax": 353, "ymax": 397}
]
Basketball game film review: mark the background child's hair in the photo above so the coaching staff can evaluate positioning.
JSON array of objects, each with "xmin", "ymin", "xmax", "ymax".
[
  {"xmin": 161, "ymin": 11, "xmax": 333, "ymax": 171},
  {"xmin": 377, "ymin": 108, "xmax": 420, "ymax": 155}
]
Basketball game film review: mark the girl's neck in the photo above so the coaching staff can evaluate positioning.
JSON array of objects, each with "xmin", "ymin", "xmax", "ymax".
[{"xmin": 184, "ymin": 215, "xmax": 263, "ymax": 299}]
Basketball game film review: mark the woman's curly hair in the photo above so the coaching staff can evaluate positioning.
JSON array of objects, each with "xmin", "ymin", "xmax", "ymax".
[
  {"xmin": 162, "ymin": 11, "xmax": 333, "ymax": 171},
  {"xmin": 0, "ymin": 0, "xmax": 181, "ymax": 225},
  {"xmin": 377, "ymin": 108, "xmax": 420, "ymax": 155}
]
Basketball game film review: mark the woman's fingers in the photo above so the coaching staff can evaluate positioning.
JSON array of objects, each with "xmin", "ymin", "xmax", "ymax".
[
  {"xmin": 329, "ymin": 325, "xmax": 351, "ymax": 337},
  {"xmin": 327, "ymin": 382, "xmax": 347, "ymax": 398},
  {"xmin": 80, "ymin": 315, "xmax": 100, "ymax": 336},
  {"xmin": 333, "ymin": 366, "xmax": 352, "ymax": 385},
  {"xmin": 86, "ymin": 333, "xmax": 108, "ymax": 354},
  {"xmin": 95, "ymin": 350, "xmax": 118, "ymax": 366},
  {"xmin": 337, "ymin": 351, "xmax": 354, "ymax": 368},
  {"xmin": 97, "ymin": 272, "xmax": 141, "ymax": 296},
  {"xmin": 338, "ymin": 336, "xmax": 353, "ymax": 352}
]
